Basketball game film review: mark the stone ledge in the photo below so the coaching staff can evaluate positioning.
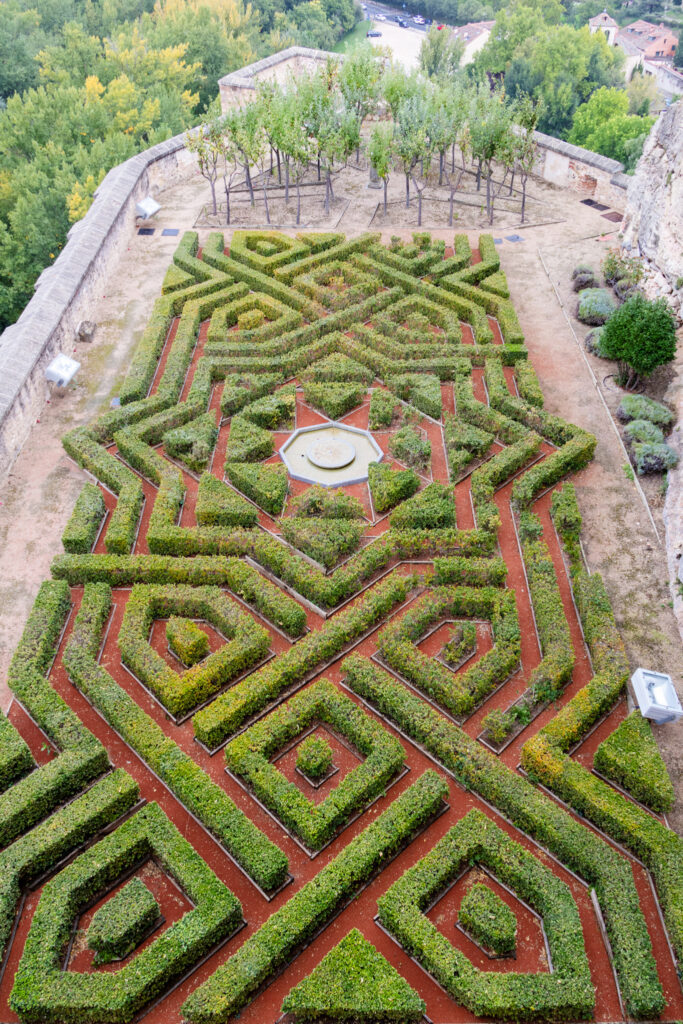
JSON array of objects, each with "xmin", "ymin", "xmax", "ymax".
[{"xmin": 533, "ymin": 130, "xmax": 625, "ymax": 175}]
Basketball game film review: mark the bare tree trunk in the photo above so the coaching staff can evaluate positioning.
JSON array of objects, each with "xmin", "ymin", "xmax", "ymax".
[
  {"xmin": 418, "ymin": 190, "xmax": 422, "ymax": 226},
  {"xmin": 439, "ymin": 151, "xmax": 443, "ymax": 185},
  {"xmin": 476, "ymin": 158, "xmax": 482, "ymax": 191},
  {"xmin": 317, "ymin": 154, "xmax": 321, "ymax": 181},
  {"xmin": 508, "ymin": 169, "xmax": 515, "ymax": 196},
  {"xmin": 296, "ymin": 180, "xmax": 301, "ymax": 225},
  {"xmin": 276, "ymin": 148, "xmax": 281, "ymax": 184},
  {"xmin": 383, "ymin": 177, "xmax": 388, "ymax": 214},
  {"xmin": 209, "ymin": 180, "xmax": 217, "ymax": 216},
  {"xmin": 451, "ymin": 141, "xmax": 455, "ymax": 172},
  {"xmin": 328, "ymin": 171, "xmax": 335, "ymax": 201},
  {"xmin": 324, "ymin": 174, "xmax": 330, "ymax": 214},
  {"xmin": 242, "ymin": 155, "xmax": 255, "ymax": 206},
  {"xmin": 262, "ymin": 180, "xmax": 270, "ymax": 224},
  {"xmin": 269, "ymin": 146, "xmax": 273, "ymax": 176},
  {"xmin": 224, "ymin": 181, "xmax": 231, "ymax": 225},
  {"xmin": 449, "ymin": 187, "xmax": 455, "ymax": 227},
  {"xmin": 284, "ymin": 159, "xmax": 290, "ymax": 204},
  {"xmin": 521, "ymin": 176, "xmax": 527, "ymax": 224},
  {"xmin": 405, "ymin": 173, "xmax": 410, "ymax": 208}
]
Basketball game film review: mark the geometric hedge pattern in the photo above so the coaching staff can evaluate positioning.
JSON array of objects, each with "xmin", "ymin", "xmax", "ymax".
[{"xmin": 0, "ymin": 228, "xmax": 681, "ymax": 1024}]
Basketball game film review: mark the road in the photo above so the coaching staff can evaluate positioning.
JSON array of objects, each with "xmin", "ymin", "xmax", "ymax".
[{"xmin": 360, "ymin": 0, "xmax": 434, "ymax": 68}]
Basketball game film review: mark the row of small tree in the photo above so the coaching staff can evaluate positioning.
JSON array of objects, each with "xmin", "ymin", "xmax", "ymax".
[{"xmin": 187, "ymin": 49, "xmax": 541, "ymax": 227}]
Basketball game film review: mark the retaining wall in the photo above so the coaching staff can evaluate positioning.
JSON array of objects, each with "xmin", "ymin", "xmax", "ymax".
[{"xmin": 0, "ymin": 133, "xmax": 195, "ymax": 482}]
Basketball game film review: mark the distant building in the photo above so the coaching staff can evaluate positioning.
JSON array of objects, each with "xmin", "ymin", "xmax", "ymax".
[
  {"xmin": 616, "ymin": 20, "xmax": 678, "ymax": 76},
  {"xmin": 588, "ymin": 10, "xmax": 618, "ymax": 46},
  {"xmin": 450, "ymin": 20, "xmax": 495, "ymax": 65}
]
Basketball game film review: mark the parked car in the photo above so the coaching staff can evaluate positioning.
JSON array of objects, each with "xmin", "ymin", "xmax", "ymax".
[
  {"xmin": 413, "ymin": 15, "xmax": 425, "ymax": 23},
  {"xmin": 366, "ymin": 28, "xmax": 382, "ymax": 35},
  {"xmin": 397, "ymin": 18, "xmax": 407, "ymax": 26},
  {"xmin": 376, "ymin": 13, "xmax": 386, "ymax": 19}
]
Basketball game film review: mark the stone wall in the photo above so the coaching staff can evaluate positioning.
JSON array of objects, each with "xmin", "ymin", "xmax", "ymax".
[
  {"xmin": 0, "ymin": 132, "xmax": 195, "ymax": 482},
  {"xmin": 532, "ymin": 131, "xmax": 628, "ymax": 209},
  {"xmin": 219, "ymin": 47, "xmax": 336, "ymax": 111}
]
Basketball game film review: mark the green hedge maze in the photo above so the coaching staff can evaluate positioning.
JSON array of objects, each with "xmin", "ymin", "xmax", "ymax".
[{"xmin": 0, "ymin": 229, "xmax": 680, "ymax": 1024}]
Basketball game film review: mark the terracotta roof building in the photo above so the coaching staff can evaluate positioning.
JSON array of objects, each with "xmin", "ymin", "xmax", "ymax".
[
  {"xmin": 616, "ymin": 19, "xmax": 678, "ymax": 61},
  {"xmin": 588, "ymin": 10, "xmax": 618, "ymax": 45},
  {"xmin": 450, "ymin": 20, "xmax": 495, "ymax": 64}
]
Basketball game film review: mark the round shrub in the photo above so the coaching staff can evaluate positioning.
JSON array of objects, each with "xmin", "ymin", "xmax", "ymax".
[
  {"xmin": 601, "ymin": 294, "xmax": 677, "ymax": 384},
  {"xmin": 633, "ymin": 443, "xmax": 679, "ymax": 475},
  {"xmin": 614, "ymin": 277, "xmax": 637, "ymax": 301},
  {"xmin": 617, "ymin": 394, "xmax": 674, "ymax": 427},
  {"xmin": 584, "ymin": 326, "xmax": 609, "ymax": 357},
  {"xmin": 573, "ymin": 272, "xmax": 598, "ymax": 293},
  {"xmin": 296, "ymin": 735, "xmax": 334, "ymax": 781},
  {"xmin": 572, "ymin": 263, "xmax": 595, "ymax": 280},
  {"xmin": 577, "ymin": 288, "xmax": 617, "ymax": 326},
  {"xmin": 623, "ymin": 419, "xmax": 665, "ymax": 445}
]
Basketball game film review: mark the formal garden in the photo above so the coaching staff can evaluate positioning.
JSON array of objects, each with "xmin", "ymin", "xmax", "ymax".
[{"xmin": 0, "ymin": 226, "xmax": 681, "ymax": 1024}]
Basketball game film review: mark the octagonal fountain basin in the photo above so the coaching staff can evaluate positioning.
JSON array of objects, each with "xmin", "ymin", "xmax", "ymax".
[{"xmin": 279, "ymin": 423, "xmax": 383, "ymax": 487}]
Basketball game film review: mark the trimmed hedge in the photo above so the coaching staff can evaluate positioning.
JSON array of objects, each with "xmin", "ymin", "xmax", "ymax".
[
  {"xmin": 195, "ymin": 472, "xmax": 258, "ymax": 528},
  {"xmin": 368, "ymin": 462, "xmax": 420, "ymax": 513},
  {"xmin": 280, "ymin": 516, "xmax": 364, "ymax": 570},
  {"xmin": 302, "ymin": 382, "xmax": 366, "ymax": 420},
  {"xmin": 388, "ymin": 425, "xmax": 431, "ymax": 468},
  {"xmin": 388, "ymin": 373, "xmax": 442, "ymax": 420},
  {"xmin": 225, "ymin": 678, "xmax": 405, "ymax": 849},
  {"xmin": 63, "ymin": 585, "xmax": 289, "ymax": 893},
  {"xmin": 225, "ymin": 462, "xmax": 288, "ymax": 516},
  {"xmin": 10, "ymin": 802, "xmax": 243, "ymax": 1024},
  {"xmin": 281, "ymin": 928, "xmax": 425, "ymax": 1022},
  {"xmin": 369, "ymin": 389, "xmax": 399, "ymax": 429},
  {"xmin": 594, "ymin": 711, "xmax": 674, "ymax": 814},
  {"xmin": 62, "ymin": 482, "xmax": 106, "ymax": 554},
  {"xmin": 389, "ymin": 482, "xmax": 455, "ymax": 530},
  {"xmin": 0, "ymin": 770, "xmax": 139, "ymax": 966},
  {"xmin": 377, "ymin": 585, "xmax": 520, "ymax": 719},
  {"xmin": 2, "ymin": 581, "xmax": 109, "ymax": 850},
  {"xmin": 379, "ymin": 808, "xmax": 592, "ymax": 1020},
  {"xmin": 296, "ymin": 735, "xmax": 333, "ymax": 781},
  {"xmin": 181, "ymin": 771, "xmax": 448, "ymax": 1024},
  {"xmin": 0, "ymin": 710, "xmax": 33, "ymax": 794},
  {"xmin": 459, "ymin": 882, "xmax": 517, "ymax": 957},
  {"xmin": 193, "ymin": 572, "xmax": 416, "ymax": 748},
  {"xmin": 224, "ymin": 416, "xmax": 274, "ymax": 463},
  {"xmin": 87, "ymin": 877, "xmax": 160, "ymax": 964},
  {"xmin": 166, "ymin": 616, "xmax": 209, "ymax": 666},
  {"xmin": 118, "ymin": 584, "xmax": 270, "ymax": 716},
  {"xmin": 343, "ymin": 655, "xmax": 663, "ymax": 1019}
]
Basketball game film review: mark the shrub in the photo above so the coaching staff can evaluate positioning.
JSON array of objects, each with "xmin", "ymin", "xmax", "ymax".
[
  {"xmin": 388, "ymin": 425, "xmax": 431, "ymax": 468},
  {"xmin": 623, "ymin": 419, "xmax": 665, "ymax": 445},
  {"xmin": 368, "ymin": 463, "xmax": 420, "ymax": 513},
  {"xmin": 296, "ymin": 735, "xmax": 334, "ymax": 781},
  {"xmin": 369, "ymin": 389, "xmax": 399, "ymax": 429},
  {"xmin": 600, "ymin": 294, "xmax": 677, "ymax": 385},
  {"xmin": 87, "ymin": 877, "xmax": 160, "ymax": 965},
  {"xmin": 441, "ymin": 620, "xmax": 476, "ymax": 666},
  {"xmin": 389, "ymin": 373, "xmax": 442, "ymax": 419},
  {"xmin": 389, "ymin": 482, "xmax": 455, "ymax": 530},
  {"xmin": 572, "ymin": 263, "xmax": 595, "ymax": 280},
  {"xmin": 594, "ymin": 711, "xmax": 674, "ymax": 813},
  {"xmin": 459, "ymin": 882, "xmax": 517, "ymax": 956},
  {"xmin": 584, "ymin": 326, "xmax": 609, "ymax": 357},
  {"xmin": 280, "ymin": 516, "xmax": 364, "ymax": 569},
  {"xmin": 163, "ymin": 412, "xmax": 218, "ymax": 473},
  {"xmin": 225, "ymin": 463, "xmax": 288, "ymax": 516},
  {"xmin": 573, "ymin": 271, "xmax": 598, "ymax": 292},
  {"xmin": 240, "ymin": 385, "xmax": 296, "ymax": 429},
  {"xmin": 577, "ymin": 288, "xmax": 617, "ymax": 326},
  {"xmin": 224, "ymin": 417, "xmax": 273, "ymax": 463},
  {"xmin": 302, "ymin": 382, "xmax": 366, "ymax": 419},
  {"xmin": 166, "ymin": 616, "xmax": 209, "ymax": 666},
  {"xmin": 287, "ymin": 486, "xmax": 364, "ymax": 520},
  {"xmin": 195, "ymin": 473, "xmax": 258, "ymax": 528},
  {"xmin": 633, "ymin": 442, "xmax": 678, "ymax": 475},
  {"xmin": 281, "ymin": 928, "xmax": 425, "ymax": 1022},
  {"xmin": 62, "ymin": 482, "xmax": 106, "ymax": 554},
  {"xmin": 602, "ymin": 248, "xmax": 643, "ymax": 287},
  {"xmin": 616, "ymin": 394, "xmax": 674, "ymax": 426},
  {"xmin": 238, "ymin": 308, "xmax": 265, "ymax": 331}
]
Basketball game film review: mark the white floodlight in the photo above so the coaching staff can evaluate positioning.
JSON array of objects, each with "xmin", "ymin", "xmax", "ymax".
[
  {"xmin": 45, "ymin": 353, "xmax": 81, "ymax": 388},
  {"xmin": 631, "ymin": 668, "xmax": 683, "ymax": 724},
  {"xmin": 135, "ymin": 196, "xmax": 161, "ymax": 219}
]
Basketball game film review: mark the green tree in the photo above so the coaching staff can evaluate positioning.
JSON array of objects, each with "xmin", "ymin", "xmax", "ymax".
[
  {"xmin": 368, "ymin": 124, "xmax": 394, "ymax": 215},
  {"xmin": 419, "ymin": 25, "xmax": 465, "ymax": 82},
  {"xmin": 601, "ymin": 294, "xmax": 677, "ymax": 388},
  {"xmin": 569, "ymin": 87, "xmax": 653, "ymax": 163},
  {"xmin": 394, "ymin": 93, "xmax": 430, "ymax": 216}
]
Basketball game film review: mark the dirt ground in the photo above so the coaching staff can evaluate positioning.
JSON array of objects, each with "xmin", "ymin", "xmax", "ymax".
[{"xmin": 1, "ymin": 158, "xmax": 682, "ymax": 822}]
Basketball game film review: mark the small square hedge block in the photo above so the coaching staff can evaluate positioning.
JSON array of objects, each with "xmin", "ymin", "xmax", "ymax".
[
  {"xmin": 166, "ymin": 616, "xmax": 210, "ymax": 666},
  {"xmin": 87, "ymin": 877, "xmax": 160, "ymax": 965},
  {"xmin": 296, "ymin": 735, "xmax": 334, "ymax": 781},
  {"xmin": 459, "ymin": 881, "xmax": 517, "ymax": 956}
]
